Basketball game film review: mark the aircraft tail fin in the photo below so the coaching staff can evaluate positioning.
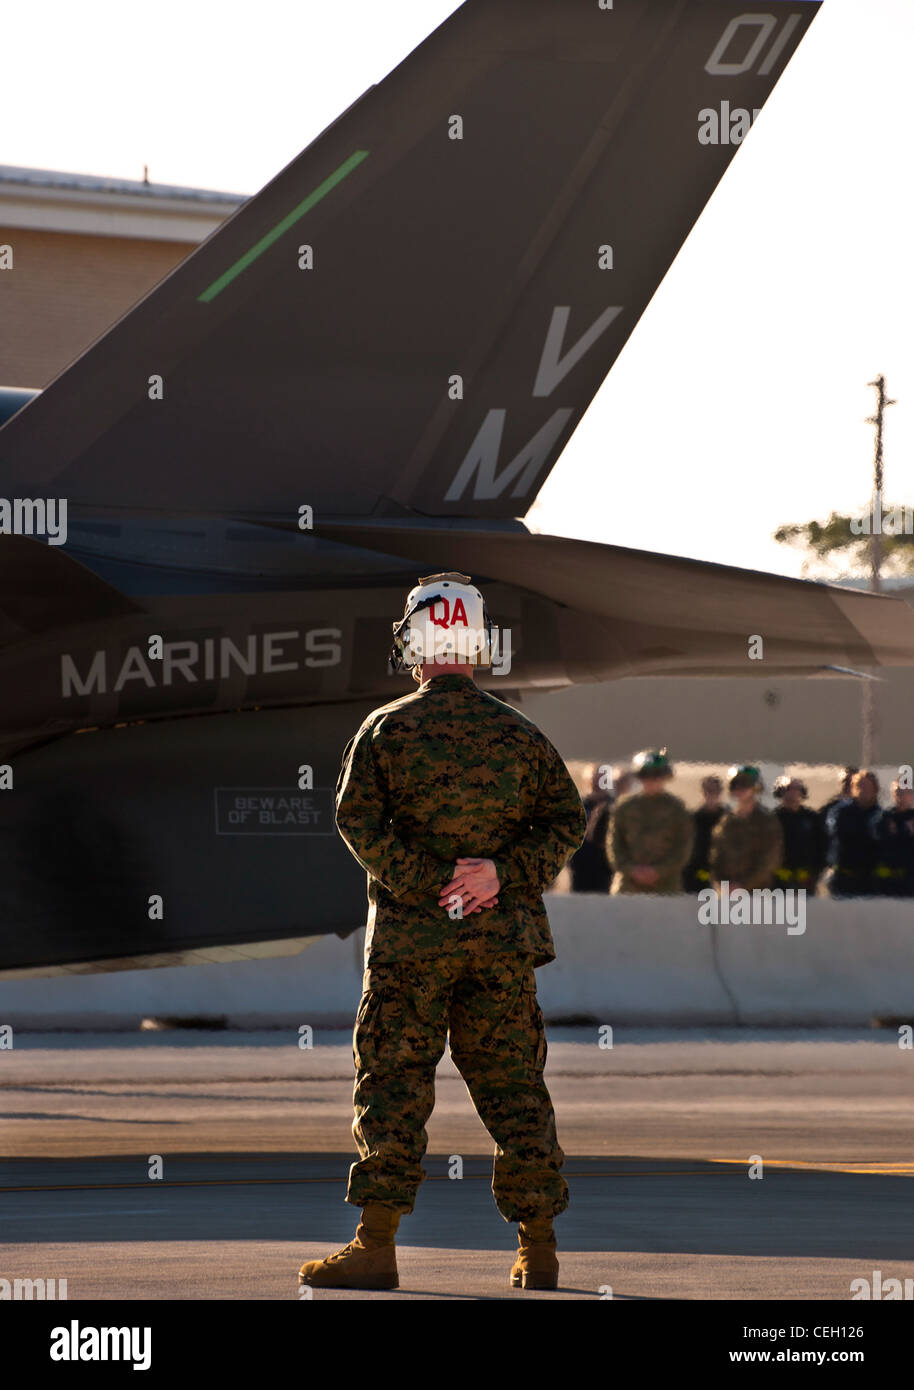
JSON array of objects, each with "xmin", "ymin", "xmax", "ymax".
[{"xmin": 0, "ymin": 1, "xmax": 820, "ymax": 522}]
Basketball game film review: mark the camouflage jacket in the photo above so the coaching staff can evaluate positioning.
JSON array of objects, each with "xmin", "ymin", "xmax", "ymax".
[
  {"xmin": 335, "ymin": 672, "xmax": 586, "ymax": 967},
  {"xmin": 608, "ymin": 790, "xmax": 694, "ymax": 894},
  {"xmin": 709, "ymin": 805, "xmax": 784, "ymax": 890}
]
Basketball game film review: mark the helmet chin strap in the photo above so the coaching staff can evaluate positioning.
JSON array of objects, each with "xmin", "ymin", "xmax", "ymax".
[{"xmin": 388, "ymin": 592, "xmax": 448, "ymax": 676}]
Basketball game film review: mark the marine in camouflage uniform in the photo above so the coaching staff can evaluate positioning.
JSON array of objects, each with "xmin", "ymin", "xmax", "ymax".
[
  {"xmin": 299, "ymin": 572, "xmax": 585, "ymax": 1290},
  {"xmin": 336, "ymin": 670, "xmax": 584, "ymax": 1223},
  {"xmin": 709, "ymin": 766, "xmax": 783, "ymax": 890},
  {"xmin": 608, "ymin": 749, "xmax": 693, "ymax": 894}
]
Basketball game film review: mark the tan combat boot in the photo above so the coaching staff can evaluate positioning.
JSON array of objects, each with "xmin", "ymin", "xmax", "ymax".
[
  {"xmin": 298, "ymin": 1203, "xmax": 400, "ymax": 1290},
  {"xmin": 510, "ymin": 1217, "xmax": 559, "ymax": 1290}
]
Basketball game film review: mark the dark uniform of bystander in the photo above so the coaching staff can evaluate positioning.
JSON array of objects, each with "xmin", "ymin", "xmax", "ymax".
[
  {"xmin": 877, "ymin": 779, "xmax": 914, "ymax": 897},
  {"xmin": 570, "ymin": 764, "xmax": 614, "ymax": 893},
  {"xmin": 773, "ymin": 776, "xmax": 827, "ymax": 894},
  {"xmin": 824, "ymin": 770, "xmax": 883, "ymax": 898},
  {"xmin": 683, "ymin": 775, "xmax": 726, "ymax": 893}
]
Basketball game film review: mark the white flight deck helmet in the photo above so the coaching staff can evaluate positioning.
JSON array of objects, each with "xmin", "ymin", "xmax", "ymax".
[{"xmin": 388, "ymin": 571, "xmax": 498, "ymax": 681}]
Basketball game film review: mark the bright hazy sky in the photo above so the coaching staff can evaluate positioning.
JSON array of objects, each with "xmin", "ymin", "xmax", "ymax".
[{"xmin": 4, "ymin": 0, "xmax": 911, "ymax": 578}]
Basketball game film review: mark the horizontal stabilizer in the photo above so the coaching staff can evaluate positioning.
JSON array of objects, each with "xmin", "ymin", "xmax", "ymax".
[{"xmin": 303, "ymin": 521, "xmax": 914, "ymax": 675}]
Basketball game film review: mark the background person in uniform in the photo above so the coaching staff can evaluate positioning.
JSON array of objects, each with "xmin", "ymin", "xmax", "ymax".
[
  {"xmin": 824, "ymin": 769, "xmax": 883, "ymax": 898},
  {"xmin": 570, "ymin": 763, "xmax": 614, "ymax": 894},
  {"xmin": 608, "ymin": 749, "xmax": 693, "ymax": 894},
  {"xmin": 773, "ymin": 775, "xmax": 826, "ymax": 895},
  {"xmin": 879, "ymin": 777, "xmax": 914, "ymax": 897},
  {"xmin": 819, "ymin": 766, "xmax": 858, "ymax": 822},
  {"xmin": 709, "ymin": 765, "xmax": 783, "ymax": 892},
  {"xmin": 683, "ymin": 774, "xmax": 726, "ymax": 893},
  {"xmin": 613, "ymin": 769, "xmax": 636, "ymax": 801},
  {"xmin": 299, "ymin": 572, "xmax": 585, "ymax": 1293}
]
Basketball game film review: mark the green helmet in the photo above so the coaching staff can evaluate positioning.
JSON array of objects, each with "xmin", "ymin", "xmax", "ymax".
[
  {"xmin": 729, "ymin": 763, "xmax": 763, "ymax": 791},
  {"xmin": 632, "ymin": 748, "xmax": 672, "ymax": 778}
]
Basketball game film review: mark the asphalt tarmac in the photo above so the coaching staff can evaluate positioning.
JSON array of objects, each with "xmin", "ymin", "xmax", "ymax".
[{"xmin": 2, "ymin": 1029, "xmax": 912, "ymax": 1300}]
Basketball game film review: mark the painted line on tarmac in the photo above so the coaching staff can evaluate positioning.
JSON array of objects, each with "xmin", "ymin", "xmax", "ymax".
[
  {"xmin": 0, "ymin": 1166, "xmax": 831, "ymax": 1196},
  {"xmin": 710, "ymin": 1158, "xmax": 914, "ymax": 1176},
  {"xmin": 9, "ymin": 1160, "xmax": 911, "ymax": 1197}
]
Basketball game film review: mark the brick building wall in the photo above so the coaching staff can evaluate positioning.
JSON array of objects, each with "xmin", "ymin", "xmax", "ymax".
[{"xmin": 0, "ymin": 226, "xmax": 188, "ymax": 386}]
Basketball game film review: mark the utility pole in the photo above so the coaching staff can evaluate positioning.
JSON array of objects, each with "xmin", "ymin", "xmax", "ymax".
[{"xmin": 861, "ymin": 374, "xmax": 895, "ymax": 764}]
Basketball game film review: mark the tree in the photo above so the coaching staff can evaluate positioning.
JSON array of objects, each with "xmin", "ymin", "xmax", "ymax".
[{"xmin": 774, "ymin": 507, "xmax": 914, "ymax": 580}]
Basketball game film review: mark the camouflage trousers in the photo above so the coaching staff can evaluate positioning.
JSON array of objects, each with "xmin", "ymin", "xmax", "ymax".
[{"xmin": 347, "ymin": 951, "xmax": 568, "ymax": 1223}]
